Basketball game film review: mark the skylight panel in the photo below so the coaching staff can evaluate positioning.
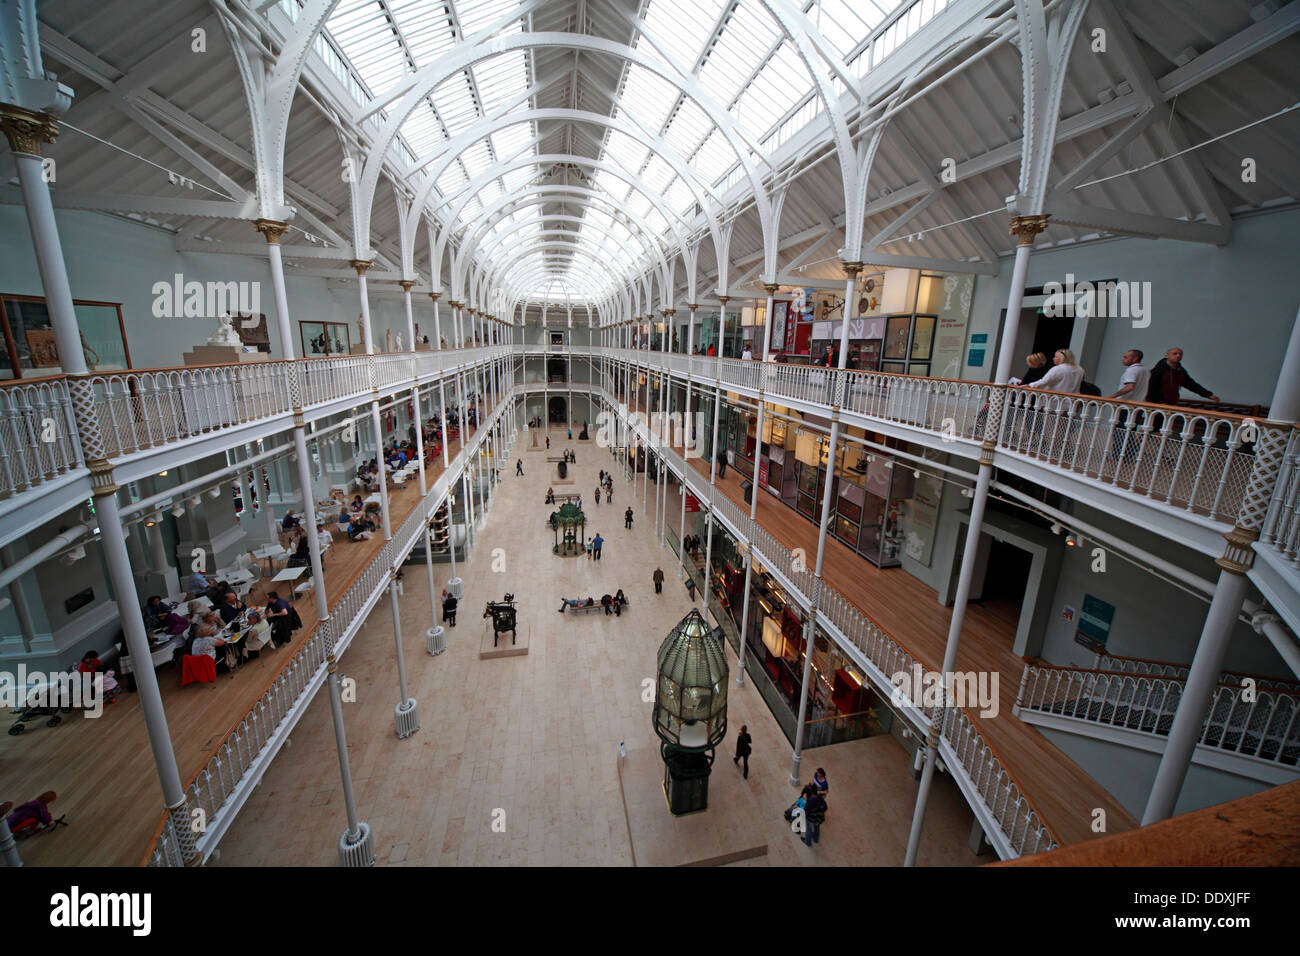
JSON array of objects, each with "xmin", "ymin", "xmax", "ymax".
[
  {"xmin": 662, "ymin": 97, "xmax": 712, "ymax": 159},
  {"xmin": 641, "ymin": 154, "xmax": 675, "ymax": 194},
  {"xmin": 457, "ymin": 0, "xmax": 522, "ymax": 38},
  {"xmin": 491, "ymin": 123, "xmax": 533, "ymax": 160},
  {"xmin": 501, "ymin": 166, "xmax": 534, "ymax": 193},
  {"xmin": 474, "ymin": 49, "xmax": 529, "ymax": 112},
  {"xmin": 458, "ymin": 139, "xmax": 495, "ymax": 181},
  {"xmin": 391, "ymin": 2, "xmax": 457, "ymax": 64},
  {"xmin": 593, "ymin": 169, "xmax": 631, "ymax": 203},
  {"xmin": 810, "ymin": 0, "xmax": 889, "ymax": 58},
  {"xmin": 664, "ymin": 177, "xmax": 694, "ymax": 216},
  {"xmin": 697, "ymin": 1, "xmax": 780, "ymax": 106},
  {"xmin": 616, "ymin": 64, "xmax": 679, "ymax": 136},
  {"xmin": 603, "ymin": 131, "xmax": 649, "ymax": 175},
  {"xmin": 430, "ymin": 74, "xmax": 480, "ymax": 136},
  {"xmin": 692, "ymin": 128, "xmax": 733, "ymax": 185},
  {"xmin": 637, "ymin": 0, "xmax": 726, "ymax": 68},
  {"xmin": 401, "ymin": 108, "xmax": 445, "ymax": 155}
]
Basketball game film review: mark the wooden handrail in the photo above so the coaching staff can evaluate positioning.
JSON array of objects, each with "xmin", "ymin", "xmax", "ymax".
[{"xmin": 1022, "ymin": 660, "xmax": 1300, "ymax": 697}]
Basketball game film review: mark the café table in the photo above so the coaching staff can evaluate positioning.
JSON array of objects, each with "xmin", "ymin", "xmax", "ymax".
[
  {"xmin": 253, "ymin": 543, "xmax": 289, "ymax": 574},
  {"xmin": 272, "ymin": 566, "xmax": 307, "ymax": 583},
  {"xmin": 120, "ymin": 635, "xmax": 183, "ymax": 691}
]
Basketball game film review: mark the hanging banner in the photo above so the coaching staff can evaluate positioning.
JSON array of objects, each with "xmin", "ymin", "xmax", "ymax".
[
  {"xmin": 930, "ymin": 273, "xmax": 975, "ymax": 379},
  {"xmin": 771, "ymin": 301, "xmax": 788, "ymax": 352},
  {"xmin": 685, "ymin": 493, "xmax": 700, "ymax": 513}
]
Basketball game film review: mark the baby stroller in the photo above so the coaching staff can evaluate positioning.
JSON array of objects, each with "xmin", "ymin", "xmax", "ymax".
[{"xmin": 7, "ymin": 677, "xmax": 75, "ymax": 735}]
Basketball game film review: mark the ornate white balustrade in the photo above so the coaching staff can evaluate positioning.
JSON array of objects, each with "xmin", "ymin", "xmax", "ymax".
[
  {"xmin": 0, "ymin": 377, "xmax": 83, "ymax": 498},
  {"xmin": 1016, "ymin": 662, "xmax": 1300, "ymax": 772},
  {"xmin": 0, "ymin": 347, "xmax": 509, "ymax": 506},
  {"xmin": 1261, "ymin": 427, "xmax": 1300, "ymax": 569},
  {"xmin": 596, "ymin": 346, "xmax": 1265, "ymax": 526}
]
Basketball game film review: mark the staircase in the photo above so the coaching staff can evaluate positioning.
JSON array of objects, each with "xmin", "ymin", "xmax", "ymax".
[{"xmin": 1014, "ymin": 659, "xmax": 1300, "ymax": 784}]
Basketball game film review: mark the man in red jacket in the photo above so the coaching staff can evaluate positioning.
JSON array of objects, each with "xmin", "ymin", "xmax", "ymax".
[{"xmin": 1146, "ymin": 347, "xmax": 1219, "ymax": 405}]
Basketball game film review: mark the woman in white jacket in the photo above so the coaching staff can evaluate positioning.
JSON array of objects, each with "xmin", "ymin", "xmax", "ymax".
[{"xmin": 1026, "ymin": 348, "xmax": 1085, "ymax": 393}]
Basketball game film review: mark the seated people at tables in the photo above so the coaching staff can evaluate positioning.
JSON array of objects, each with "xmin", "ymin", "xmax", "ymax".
[
  {"xmin": 218, "ymin": 591, "xmax": 245, "ymax": 625},
  {"xmin": 350, "ymin": 495, "xmax": 364, "ymax": 512},
  {"xmin": 347, "ymin": 514, "xmax": 376, "ymax": 541},
  {"xmin": 264, "ymin": 592, "xmax": 293, "ymax": 646},
  {"xmin": 286, "ymin": 534, "xmax": 311, "ymax": 568},
  {"xmin": 336, "ymin": 506, "xmax": 351, "ymax": 526},
  {"xmin": 187, "ymin": 569, "xmax": 230, "ymax": 602},
  {"xmin": 281, "ymin": 509, "xmax": 301, "ymax": 530},
  {"xmin": 243, "ymin": 610, "xmax": 274, "ymax": 653},
  {"xmin": 191, "ymin": 611, "xmax": 222, "ymax": 642},
  {"xmin": 316, "ymin": 523, "xmax": 333, "ymax": 555},
  {"xmin": 189, "ymin": 631, "xmax": 227, "ymax": 660},
  {"xmin": 142, "ymin": 595, "xmax": 169, "ymax": 630}
]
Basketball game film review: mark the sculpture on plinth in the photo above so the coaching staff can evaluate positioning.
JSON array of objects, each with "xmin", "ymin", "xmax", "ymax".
[{"xmin": 207, "ymin": 314, "xmax": 243, "ymax": 347}]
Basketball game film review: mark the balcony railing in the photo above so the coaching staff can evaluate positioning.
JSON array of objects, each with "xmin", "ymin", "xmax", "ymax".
[
  {"xmin": 1016, "ymin": 662, "xmax": 1300, "ymax": 769},
  {"xmin": 0, "ymin": 347, "xmax": 509, "ymax": 506},
  {"xmin": 0, "ymin": 376, "xmax": 83, "ymax": 498},
  {"xmin": 1261, "ymin": 426, "xmax": 1300, "ymax": 570}
]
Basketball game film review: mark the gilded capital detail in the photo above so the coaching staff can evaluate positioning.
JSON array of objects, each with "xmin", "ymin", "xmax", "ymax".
[
  {"xmin": 1009, "ymin": 215, "xmax": 1050, "ymax": 246},
  {"xmin": 398, "ymin": 280, "xmax": 415, "ymax": 292},
  {"xmin": 1216, "ymin": 525, "xmax": 1259, "ymax": 575},
  {"xmin": 349, "ymin": 259, "xmax": 372, "ymax": 276},
  {"xmin": 763, "ymin": 283, "xmax": 780, "ymax": 295},
  {"xmin": 428, "ymin": 292, "xmax": 441, "ymax": 301},
  {"xmin": 253, "ymin": 219, "xmax": 289, "ymax": 244},
  {"xmin": 0, "ymin": 104, "xmax": 59, "ymax": 155},
  {"xmin": 842, "ymin": 261, "xmax": 864, "ymax": 278},
  {"xmin": 716, "ymin": 295, "xmax": 729, "ymax": 305}
]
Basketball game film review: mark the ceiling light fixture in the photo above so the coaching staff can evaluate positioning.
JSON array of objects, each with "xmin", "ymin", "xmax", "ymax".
[{"xmin": 1066, "ymin": 533, "xmax": 1079, "ymax": 547}]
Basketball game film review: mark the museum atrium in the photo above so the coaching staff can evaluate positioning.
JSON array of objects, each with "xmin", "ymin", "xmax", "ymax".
[{"xmin": 0, "ymin": 0, "xmax": 1298, "ymax": 869}]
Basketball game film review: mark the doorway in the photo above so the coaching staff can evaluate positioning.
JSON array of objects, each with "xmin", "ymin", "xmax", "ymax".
[
  {"xmin": 976, "ymin": 538, "xmax": 1033, "ymax": 643},
  {"xmin": 548, "ymin": 396, "xmax": 567, "ymax": 423}
]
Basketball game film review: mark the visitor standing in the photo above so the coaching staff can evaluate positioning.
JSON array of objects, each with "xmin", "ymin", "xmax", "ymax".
[
  {"xmin": 813, "ymin": 767, "xmax": 829, "ymax": 799},
  {"xmin": 594, "ymin": 486, "xmax": 601, "ymax": 506},
  {"xmin": 653, "ymin": 567, "xmax": 664, "ymax": 593},
  {"xmin": 545, "ymin": 436, "xmax": 550, "ymax": 450},
  {"xmin": 1025, "ymin": 348, "xmax": 1085, "ymax": 394},
  {"xmin": 1111, "ymin": 349, "xmax": 1150, "ymax": 401},
  {"xmin": 592, "ymin": 533, "xmax": 604, "ymax": 561},
  {"xmin": 1146, "ymin": 347, "xmax": 1219, "ymax": 404},
  {"xmin": 442, "ymin": 589, "xmax": 458, "ymax": 627},
  {"xmin": 733, "ymin": 725, "xmax": 752, "ymax": 779},
  {"xmin": 624, "ymin": 507, "xmax": 634, "ymax": 530},
  {"xmin": 802, "ymin": 786, "xmax": 827, "ymax": 847}
]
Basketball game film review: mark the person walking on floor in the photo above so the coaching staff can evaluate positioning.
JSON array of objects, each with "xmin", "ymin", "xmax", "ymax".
[
  {"xmin": 733, "ymin": 724, "xmax": 752, "ymax": 779},
  {"xmin": 653, "ymin": 567, "xmax": 664, "ymax": 593},
  {"xmin": 442, "ymin": 590, "xmax": 458, "ymax": 627},
  {"xmin": 802, "ymin": 785, "xmax": 827, "ymax": 847},
  {"xmin": 595, "ymin": 486, "xmax": 602, "ymax": 506},
  {"xmin": 592, "ymin": 533, "xmax": 604, "ymax": 561},
  {"xmin": 624, "ymin": 507, "xmax": 634, "ymax": 530},
  {"xmin": 545, "ymin": 436, "xmax": 550, "ymax": 450},
  {"xmin": 516, "ymin": 458, "xmax": 523, "ymax": 476},
  {"xmin": 685, "ymin": 574, "xmax": 697, "ymax": 602}
]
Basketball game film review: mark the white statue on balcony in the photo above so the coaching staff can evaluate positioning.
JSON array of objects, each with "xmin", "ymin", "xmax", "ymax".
[
  {"xmin": 207, "ymin": 314, "xmax": 243, "ymax": 347},
  {"xmin": 395, "ymin": 333, "xmax": 403, "ymax": 350},
  {"xmin": 385, "ymin": 328, "xmax": 394, "ymax": 352}
]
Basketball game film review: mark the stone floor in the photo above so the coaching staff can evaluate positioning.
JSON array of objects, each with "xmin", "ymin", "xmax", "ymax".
[{"xmin": 213, "ymin": 426, "xmax": 989, "ymax": 867}]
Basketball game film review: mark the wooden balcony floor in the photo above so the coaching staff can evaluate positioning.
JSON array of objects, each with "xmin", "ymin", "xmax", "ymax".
[
  {"xmin": 615, "ymin": 390, "xmax": 1137, "ymax": 846},
  {"xmin": 2, "ymin": 400, "xmax": 498, "ymax": 867}
]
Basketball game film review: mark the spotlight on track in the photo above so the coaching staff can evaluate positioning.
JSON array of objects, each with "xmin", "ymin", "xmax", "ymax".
[
  {"xmin": 1066, "ymin": 533, "xmax": 1079, "ymax": 547},
  {"xmin": 207, "ymin": 487, "xmax": 222, "ymax": 500},
  {"xmin": 1050, "ymin": 522, "xmax": 1062, "ymax": 535},
  {"xmin": 171, "ymin": 502, "xmax": 185, "ymax": 517}
]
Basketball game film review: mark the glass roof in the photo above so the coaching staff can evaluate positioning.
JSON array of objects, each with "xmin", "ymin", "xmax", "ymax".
[{"xmin": 292, "ymin": 0, "xmax": 950, "ymax": 306}]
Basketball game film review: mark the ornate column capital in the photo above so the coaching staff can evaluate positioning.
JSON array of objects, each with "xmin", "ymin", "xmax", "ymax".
[
  {"xmin": 0, "ymin": 104, "xmax": 59, "ymax": 156},
  {"xmin": 428, "ymin": 291, "xmax": 441, "ymax": 301},
  {"xmin": 253, "ymin": 218, "xmax": 289, "ymax": 244},
  {"xmin": 716, "ymin": 295, "xmax": 730, "ymax": 305},
  {"xmin": 687, "ymin": 303, "xmax": 698, "ymax": 312},
  {"xmin": 1009, "ymin": 215, "xmax": 1050, "ymax": 246},
  {"xmin": 1216, "ymin": 526, "xmax": 1260, "ymax": 575},
  {"xmin": 841, "ymin": 261, "xmax": 864, "ymax": 278},
  {"xmin": 349, "ymin": 259, "xmax": 373, "ymax": 276},
  {"xmin": 762, "ymin": 283, "xmax": 780, "ymax": 295},
  {"xmin": 398, "ymin": 280, "xmax": 415, "ymax": 292}
]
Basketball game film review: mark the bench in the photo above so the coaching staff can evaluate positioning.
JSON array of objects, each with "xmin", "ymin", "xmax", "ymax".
[{"xmin": 559, "ymin": 597, "xmax": 630, "ymax": 615}]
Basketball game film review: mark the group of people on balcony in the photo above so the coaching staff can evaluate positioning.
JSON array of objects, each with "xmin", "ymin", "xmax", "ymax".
[{"xmin": 1013, "ymin": 346, "xmax": 1219, "ymax": 405}]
